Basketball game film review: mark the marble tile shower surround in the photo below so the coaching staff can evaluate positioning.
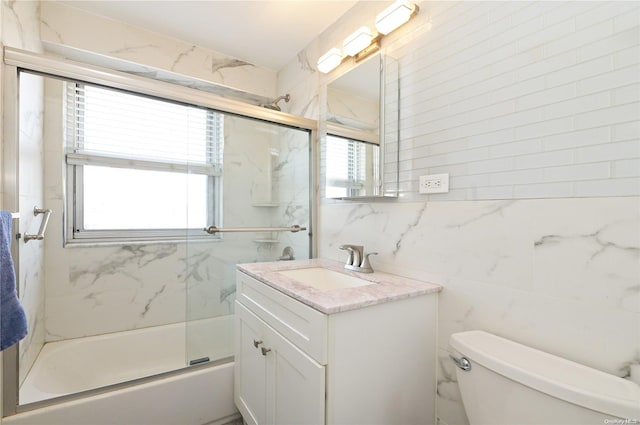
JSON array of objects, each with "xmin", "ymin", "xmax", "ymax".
[
  {"xmin": 29, "ymin": 1, "xmax": 311, "ymax": 342},
  {"xmin": 45, "ymin": 243, "xmax": 234, "ymax": 340},
  {"xmin": 38, "ymin": 1, "xmax": 278, "ymax": 100},
  {"xmin": 2, "ymin": 0, "xmax": 42, "ymax": 53},
  {"xmin": 41, "ymin": 79, "xmax": 310, "ymax": 341},
  {"xmin": 43, "ymin": 42, "xmax": 278, "ymax": 110},
  {"xmin": 0, "ymin": 0, "xmax": 289, "ymax": 346}
]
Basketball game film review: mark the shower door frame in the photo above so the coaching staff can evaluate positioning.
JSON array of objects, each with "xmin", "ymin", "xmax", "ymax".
[
  {"xmin": 1, "ymin": 46, "xmax": 319, "ymax": 416},
  {"xmin": 1, "ymin": 61, "xmax": 21, "ymax": 417}
]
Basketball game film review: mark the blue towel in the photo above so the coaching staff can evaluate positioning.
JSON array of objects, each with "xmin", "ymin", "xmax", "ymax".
[{"xmin": 0, "ymin": 211, "xmax": 27, "ymax": 351}]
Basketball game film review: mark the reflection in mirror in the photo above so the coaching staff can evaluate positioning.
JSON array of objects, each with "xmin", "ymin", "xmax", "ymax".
[
  {"xmin": 325, "ymin": 134, "xmax": 379, "ymax": 198},
  {"xmin": 327, "ymin": 55, "xmax": 380, "ymax": 144},
  {"xmin": 324, "ymin": 53, "xmax": 399, "ymax": 199}
]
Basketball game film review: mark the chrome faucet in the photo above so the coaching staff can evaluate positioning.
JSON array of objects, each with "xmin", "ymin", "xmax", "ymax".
[{"xmin": 339, "ymin": 245, "xmax": 378, "ymax": 273}]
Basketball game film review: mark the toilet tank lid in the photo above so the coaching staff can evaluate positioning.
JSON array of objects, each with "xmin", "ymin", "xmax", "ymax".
[{"xmin": 450, "ymin": 330, "xmax": 640, "ymax": 420}]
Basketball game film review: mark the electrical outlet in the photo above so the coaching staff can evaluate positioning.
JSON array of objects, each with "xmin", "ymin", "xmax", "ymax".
[{"xmin": 419, "ymin": 173, "xmax": 449, "ymax": 194}]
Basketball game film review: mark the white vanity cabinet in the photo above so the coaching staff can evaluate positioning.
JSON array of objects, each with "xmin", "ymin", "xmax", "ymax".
[
  {"xmin": 235, "ymin": 301, "xmax": 325, "ymax": 425},
  {"xmin": 234, "ymin": 267, "xmax": 439, "ymax": 425}
]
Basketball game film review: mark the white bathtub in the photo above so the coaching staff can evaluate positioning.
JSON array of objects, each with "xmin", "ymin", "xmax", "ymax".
[{"xmin": 6, "ymin": 316, "xmax": 239, "ymax": 425}]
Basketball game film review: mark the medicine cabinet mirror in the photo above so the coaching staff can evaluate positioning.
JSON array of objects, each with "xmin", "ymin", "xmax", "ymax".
[{"xmin": 324, "ymin": 53, "xmax": 399, "ymax": 199}]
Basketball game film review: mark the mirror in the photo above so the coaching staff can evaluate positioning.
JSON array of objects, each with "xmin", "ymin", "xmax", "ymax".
[{"xmin": 324, "ymin": 53, "xmax": 399, "ymax": 199}]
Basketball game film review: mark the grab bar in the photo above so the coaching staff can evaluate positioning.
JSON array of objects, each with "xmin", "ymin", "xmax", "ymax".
[
  {"xmin": 204, "ymin": 225, "xmax": 306, "ymax": 234},
  {"xmin": 24, "ymin": 207, "xmax": 52, "ymax": 243}
]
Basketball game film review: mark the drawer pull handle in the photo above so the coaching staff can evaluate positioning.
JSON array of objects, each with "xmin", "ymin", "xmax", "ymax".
[
  {"xmin": 253, "ymin": 340, "xmax": 263, "ymax": 348},
  {"xmin": 261, "ymin": 347, "xmax": 271, "ymax": 356}
]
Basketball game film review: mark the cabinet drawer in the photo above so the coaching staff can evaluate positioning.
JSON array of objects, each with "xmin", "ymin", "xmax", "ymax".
[{"xmin": 237, "ymin": 271, "xmax": 328, "ymax": 364}]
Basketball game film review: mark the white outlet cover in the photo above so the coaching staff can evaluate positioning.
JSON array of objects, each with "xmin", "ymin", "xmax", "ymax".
[{"xmin": 419, "ymin": 173, "xmax": 449, "ymax": 194}]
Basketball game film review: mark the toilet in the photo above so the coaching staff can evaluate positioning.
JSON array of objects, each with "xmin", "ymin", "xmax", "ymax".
[{"xmin": 449, "ymin": 330, "xmax": 640, "ymax": 425}]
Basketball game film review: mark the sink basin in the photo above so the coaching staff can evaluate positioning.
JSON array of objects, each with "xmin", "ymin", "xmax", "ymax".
[{"xmin": 278, "ymin": 267, "xmax": 374, "ymax": 291}]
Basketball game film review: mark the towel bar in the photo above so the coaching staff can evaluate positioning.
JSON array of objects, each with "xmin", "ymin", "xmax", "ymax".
[
  {"xmin": 204, "ymin": 225, "xmax": 306, "ymax": 234},
  {"xmin": 24, "ymin": 207, "xmax": 52, "ymax": 243}
]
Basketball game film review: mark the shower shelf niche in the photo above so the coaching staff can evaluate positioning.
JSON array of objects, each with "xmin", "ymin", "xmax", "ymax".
[
  {"xmin": 252, "ymin": 203, "xmax": 279, "ymax": 208},
  {"xmin": 253, "ymin": 232, "xmax": 279, "ymax": 244}
]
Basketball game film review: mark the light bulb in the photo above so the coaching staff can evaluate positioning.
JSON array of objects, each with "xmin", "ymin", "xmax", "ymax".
[
  {"xmin": 317, "ymin": 48, "xmax": 343, "ymax": 74},
  {"xmin": 343, "ymin": 26, "xmax": 374, "ymax": 56},
  {"xmin": 375, "ymin": 0, "xmax": 416, "ymax": 35}
]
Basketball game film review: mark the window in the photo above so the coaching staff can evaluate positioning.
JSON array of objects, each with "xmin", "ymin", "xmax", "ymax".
[
  {"xmin": 325, "ymin": 134, "xmax": 377, "ymax": 198},
  {"xmin": 65, "ymin": 83, "xmax": 223, "ymax": 243}
]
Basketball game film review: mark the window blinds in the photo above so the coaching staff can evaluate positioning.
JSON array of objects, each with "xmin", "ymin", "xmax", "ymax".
[{"xmin": 65, "ymin": 83, "xmax": 223, "ymax": 175}]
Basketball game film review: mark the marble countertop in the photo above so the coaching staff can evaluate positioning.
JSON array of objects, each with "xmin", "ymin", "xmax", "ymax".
[{"xmin": 237, "ymin": 258, "xmax": 442, "ymax": 314}]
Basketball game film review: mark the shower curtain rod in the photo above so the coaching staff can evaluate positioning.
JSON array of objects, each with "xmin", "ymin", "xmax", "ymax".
[{"xmin": 204, "ymin": 225, "xmax": 307, "ymax": 234}]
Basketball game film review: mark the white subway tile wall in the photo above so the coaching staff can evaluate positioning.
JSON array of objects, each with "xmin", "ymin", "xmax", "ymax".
[{"xmin": 388, "ymin": 1, "xmax": 639, "ymax": 200}]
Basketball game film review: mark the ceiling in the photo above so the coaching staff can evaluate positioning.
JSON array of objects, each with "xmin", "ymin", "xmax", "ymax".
[{"xmin": 60, "ymin": 0, "xmax": 358, "ymax": 71}]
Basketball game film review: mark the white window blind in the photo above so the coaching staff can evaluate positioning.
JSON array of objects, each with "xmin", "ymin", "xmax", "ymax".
[{"xmin": 66, "ymin": 83, "xmax": 223, "ymax": 174}]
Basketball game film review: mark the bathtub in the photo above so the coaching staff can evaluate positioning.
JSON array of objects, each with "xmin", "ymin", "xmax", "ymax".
[{"xmin": 5, "ymin": 316, "xmax": 239, "ymax": 425}]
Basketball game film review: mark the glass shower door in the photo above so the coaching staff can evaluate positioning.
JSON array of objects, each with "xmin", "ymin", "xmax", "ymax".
[
  {"xmin": 4, "ymin": 60, "xmax": 314, "ymax": 415},
  {"xmin": 185, "ymin": 114, "xmax": 311, "ymax": 366}
]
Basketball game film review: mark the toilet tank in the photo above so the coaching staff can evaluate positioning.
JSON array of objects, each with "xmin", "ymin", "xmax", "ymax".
[{"xmin": 449, "ymin": 330, "xmax": 640, "ymax": 425}]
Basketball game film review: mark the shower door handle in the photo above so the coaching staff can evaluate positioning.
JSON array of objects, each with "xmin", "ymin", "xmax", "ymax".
[{"xmin": 24, "ymin": 207, "xmax": 52, "ymax": 243}]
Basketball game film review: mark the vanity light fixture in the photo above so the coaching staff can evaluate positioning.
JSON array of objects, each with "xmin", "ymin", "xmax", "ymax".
[
  {"xmin": 343, "ymin": 26, "xmax": 376, "ymax": 56},
  {"xmin": 317, "ymin": 0, "xmax": 418, "ymax": 73},
  {"xmin": 317, "ymin": 47, "xmax": 344, "ymax": 74},
  {"xmin": 375, "ymin": 0, "xmax": 419, "ymax": 35}
]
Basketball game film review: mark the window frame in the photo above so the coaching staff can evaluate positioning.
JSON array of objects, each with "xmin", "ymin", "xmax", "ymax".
[{"xmin": 65, "ymin": 82, "xmax": 223, "ymax": 245}]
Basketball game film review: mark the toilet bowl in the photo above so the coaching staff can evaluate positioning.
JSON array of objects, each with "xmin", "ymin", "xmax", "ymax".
[{"xmin": 449, "ymin": 330, "xmax": 640, "ymax": 425}]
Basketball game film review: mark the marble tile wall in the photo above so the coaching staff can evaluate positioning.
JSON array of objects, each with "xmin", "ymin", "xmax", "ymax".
[
  {"xmin": 316, "ymin": 197, "xmax": 639, "ymax": 424},
  {"xmin": 2, "ymin": 0, "xmax": 41, "ymax": 53},
  {"xmin": 39, "ymin": 1, "xmax": 278, "ymax": 100},
  {"xmin": 277, "ymin": 2, "xmax": 640, "ymax": 424}
]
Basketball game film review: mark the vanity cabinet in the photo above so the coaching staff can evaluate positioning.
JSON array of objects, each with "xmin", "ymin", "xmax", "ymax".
[
  {"xmin": 235, "ymin": 301, "xmax": 325, "ymax": 425},
  {"xmin": 234, "ymin": 268, "xmax": 438, "ymax": 425}
]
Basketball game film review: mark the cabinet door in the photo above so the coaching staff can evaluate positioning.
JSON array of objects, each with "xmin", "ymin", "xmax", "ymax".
[
  {"xmin": 235, "ymin": 302, "xmax": 268, "ymax": 425},
  {"xmin": 265, "ymin": 325, "xmax": 325, "ymax": 425},
  {"xmin": 236, "ymin": 301, "xmax": 325, "ymax": 425}
]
